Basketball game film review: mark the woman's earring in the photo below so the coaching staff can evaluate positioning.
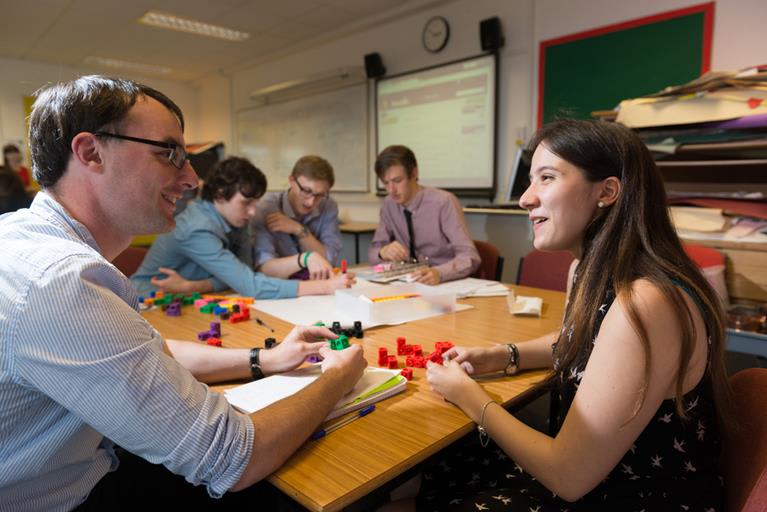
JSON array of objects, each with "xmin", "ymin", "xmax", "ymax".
[{"xmin": 597, "ymin": 201, "xmax": 605, "ymax": 208}]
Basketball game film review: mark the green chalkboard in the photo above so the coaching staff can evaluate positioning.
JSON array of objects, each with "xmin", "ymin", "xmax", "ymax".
[{"xmin": 538, "ymin": 3, "xmax": 713, "ymax": 126}]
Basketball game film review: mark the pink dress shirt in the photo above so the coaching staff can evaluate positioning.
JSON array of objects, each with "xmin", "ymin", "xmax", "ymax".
[{"xmin": 368, "ymin": 187, "xmax": 480, "ymax": 282}]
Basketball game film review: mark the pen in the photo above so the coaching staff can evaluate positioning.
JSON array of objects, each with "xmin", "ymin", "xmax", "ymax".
[
  {"xmin": 310, "ymin": 404, "xmax": 376, "ymax": 440},
  {"xmin": 254, "ymin": 316, "xmax": 275, "ymax": 332}
]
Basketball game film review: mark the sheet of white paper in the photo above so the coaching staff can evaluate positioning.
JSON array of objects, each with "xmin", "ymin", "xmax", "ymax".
[
  {"xmin": 431, "ymin": 277, "xmax": 507, "ymax": 298},
  {"xmin": 224, "ymin": 365, "xmax": 401, "ymax": 414},
  {"xmin": 252, "ymin": 279, "xmax": 473, "ymax": 327}
]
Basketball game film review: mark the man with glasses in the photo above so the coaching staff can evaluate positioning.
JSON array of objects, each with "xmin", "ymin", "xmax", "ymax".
[
  {"xmin": 250, "ymin": 155, "xmax": 343, "ymax": 280},
  {"xmin": 0, "ymin": 75, "xmax": 366, "ymax": 510}
]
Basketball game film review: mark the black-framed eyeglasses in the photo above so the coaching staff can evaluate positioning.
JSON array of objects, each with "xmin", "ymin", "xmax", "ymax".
[
  {"xmin": 94, "ymin": 132, "xmax": 189, "ymax": 170},
  {"xmin": 293, "ymin": 177, "xmax": 328, "ymax": 200}
]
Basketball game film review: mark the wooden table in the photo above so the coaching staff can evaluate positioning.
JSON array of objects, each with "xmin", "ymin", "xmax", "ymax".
[{"xmin": 143, "ymin": 285, "xmax": 566, "ymax": 511}]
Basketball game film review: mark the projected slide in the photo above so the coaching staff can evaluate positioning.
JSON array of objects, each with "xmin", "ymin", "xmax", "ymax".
[{"xmin": 377, "ymin": 53, "xmax": 496, "ymax": 192}]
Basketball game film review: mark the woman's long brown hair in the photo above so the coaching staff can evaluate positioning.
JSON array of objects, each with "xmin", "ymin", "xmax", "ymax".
[{"xmin": 530, "ymin": 119, "xmax": 732, "ymax": 422}]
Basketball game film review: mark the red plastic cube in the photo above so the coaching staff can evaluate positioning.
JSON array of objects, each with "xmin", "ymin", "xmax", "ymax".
[
  {"xmin": 400, "ymin": 368, "xmax": 413, "ymax": 381},
  {"xmin": 426, "ymin": 351, "xmax": 443, "ymax": 365},
  {"xmin": 378, "ymin": 347, "xmax": 388, "ymax": 367}
]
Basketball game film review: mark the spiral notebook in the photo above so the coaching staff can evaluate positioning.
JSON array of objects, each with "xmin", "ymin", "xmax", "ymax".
[{"xmin": 224, "ymin": 365, "xmax": 407, "ymax": 421}]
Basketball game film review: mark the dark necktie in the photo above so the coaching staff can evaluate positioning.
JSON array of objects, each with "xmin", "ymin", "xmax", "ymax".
[{"xmin": 403, "ymin": 208, "xmax": 417, "ymax": 261}]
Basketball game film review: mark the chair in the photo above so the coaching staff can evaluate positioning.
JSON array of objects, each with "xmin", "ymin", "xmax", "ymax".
[
  {"xmin": 112, "ymin": 246, "xmax": 148, "ymax": 277},
  {"xmin": 721, "ymin": 368, "xmax": 767, "ymax": 512},
  {"xmin": 516, "ymin": 249, "xmax": 574, "ymax": 292},
  {"xmin": 472, "ymin": 240, "xmax": 504, "ymax": 281}
]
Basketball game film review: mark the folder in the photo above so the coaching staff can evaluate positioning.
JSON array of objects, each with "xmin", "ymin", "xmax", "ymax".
[{"xmin": 224, "ymin": 365, "xmax": 407, "ymax": 421}]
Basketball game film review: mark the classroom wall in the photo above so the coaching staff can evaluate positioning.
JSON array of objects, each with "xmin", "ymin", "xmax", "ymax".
[
  {"xmin": 0, "ymin": 56, "xmax": 201, "ymax": 169},
  {"xmin": 196, "ymin": 0, "xmax": 767, "ymax": 226},
  {"xmin": 197, "ymin": 0, "xmax": 536, "ymax": 223}
]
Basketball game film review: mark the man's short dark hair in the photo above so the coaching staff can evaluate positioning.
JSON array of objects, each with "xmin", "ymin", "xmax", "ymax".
[
  {"xmin": 29, "ymin": 75, "xmax": 184, "ymax": 189},
  {"xmin": 201, "ymin": 157, "xmax": 267, "ymax": 202},
  {"xmin": 374, "ymin": 145, "xmax": 418, "ymax": 180}
]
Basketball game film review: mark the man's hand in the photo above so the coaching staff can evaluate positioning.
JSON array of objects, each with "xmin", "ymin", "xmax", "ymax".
[
  {"xmin": 379, "ymin": 241, "xmax": 409, "ymax": 261},
  {"xmin": 266, "ymin": 212, "xmax": 304, "ymax": 236},
  {"xmin": 307, "ymin": 252, "xmax": 333, "ymax": 280},
  {"xmin": 259, "ymin": 325, "xmax": 335, "ymax": 374},
  {"xmin": 150, "ymin": 267, "xmax": 212, "ymax": 293},
  {"xmin": 409, "ymin": 267, "xmax": 441, "ymax": 285},
  {"xmin": 319, "ymin": 343, "xmax": 367, "ymax": 393},
  {"xmin": 322, "ymin": 272, "xmax": 355, "ymax": 293}
]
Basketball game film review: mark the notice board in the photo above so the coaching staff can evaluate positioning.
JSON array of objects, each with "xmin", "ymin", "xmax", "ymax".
[{"xmin": 538, "ymin": 2, "xmax": 714, "ymax": 126}]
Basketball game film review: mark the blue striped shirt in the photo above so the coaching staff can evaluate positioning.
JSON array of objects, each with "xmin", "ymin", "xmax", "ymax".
[
  {"xmin": 0, "ymin": 193, "xmax": 254, "ymax": 511},
  {"xmin": 131, "ymin": 198, "xmax": 298, "ymax": 299}
]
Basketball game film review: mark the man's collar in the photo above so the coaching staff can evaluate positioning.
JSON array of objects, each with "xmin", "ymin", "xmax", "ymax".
[
  {"xmin": 200, "ymin": 199, "xmax": 232, "ymax": 234},
  {"xmin": 31, "ymin": 191, "xmax": 102, "ymax": 253},
  {"xmin": 401, "ymin": 186, "xmax": 425, "ymax": 212}
]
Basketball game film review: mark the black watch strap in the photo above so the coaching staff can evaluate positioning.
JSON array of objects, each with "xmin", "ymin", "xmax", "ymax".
[{"xmin": 250, "ymin": 347, "xmax": 264, "ymax": 380}]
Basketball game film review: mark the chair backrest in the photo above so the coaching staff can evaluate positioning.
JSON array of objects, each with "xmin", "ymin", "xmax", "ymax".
[
  {"xmin": 516, "ymin": 249, "xmax": 574, "ymax": 292},
  {"xmin": 722, "ymin": 368, "xmax": 767, "ymax": 512},
  {"xmin": 112, "ymin": 246, "xmax": 148, "ymax": 278},
  {"xmin": 472, "ymin": 240, "xmax": 504, "ymax": 281}
]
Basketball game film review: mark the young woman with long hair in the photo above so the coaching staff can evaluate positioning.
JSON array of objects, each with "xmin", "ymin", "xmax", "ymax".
[{"xmin": 413, "ymin": 119, "xmax": 731, "ymax": 511}]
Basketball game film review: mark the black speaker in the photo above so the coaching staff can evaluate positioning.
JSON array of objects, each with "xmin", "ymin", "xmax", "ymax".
[
  {"xmin": 480, "ymin": 17, "xmax": 504, "ymax": 51},
  {"xmin": 364, "ymin": 52, "xmax": 386, "ymax": 79}
]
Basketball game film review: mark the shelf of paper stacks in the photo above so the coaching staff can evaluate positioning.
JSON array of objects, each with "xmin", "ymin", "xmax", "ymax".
[
  {"xmin": 616, "ymin": 66, "xmax": 767, "ymax": 129},
  {"xmin": 335, "ymin": 283, "xmax": 456, "ymax": 325},
  {"xmin": 671, "ymin": 206, "xmax": 767, "ymax": 303},
  {"xmin": 609, "ymin": 66, "xmax": 767, "ymax": 196}
]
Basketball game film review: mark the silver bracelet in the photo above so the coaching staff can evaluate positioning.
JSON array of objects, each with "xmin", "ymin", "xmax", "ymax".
[{"xmin": 478, "ymin": 399, "xmax": 496, "ymax": 448}]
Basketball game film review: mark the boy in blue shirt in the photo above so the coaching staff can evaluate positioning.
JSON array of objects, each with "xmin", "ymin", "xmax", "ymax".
[{"xmin": 131, "ymin": 156, "xmax": 353, "ymax": 298}]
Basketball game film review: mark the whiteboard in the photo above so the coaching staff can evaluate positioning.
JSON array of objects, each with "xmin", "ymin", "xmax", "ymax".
[{"xmin": 236, "ymin": 84, "xmax": 368, "ymax": 192}]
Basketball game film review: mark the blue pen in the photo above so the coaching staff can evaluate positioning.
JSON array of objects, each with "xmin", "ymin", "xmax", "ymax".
[{"xmin": 310, "ymin": 405, "xmax": 376, "ymax": 440}]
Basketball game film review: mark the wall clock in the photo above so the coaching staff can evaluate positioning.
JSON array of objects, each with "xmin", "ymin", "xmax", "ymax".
[{"xmin": 422, "ymin": 16, "xmax": 450, "ymax": 53}]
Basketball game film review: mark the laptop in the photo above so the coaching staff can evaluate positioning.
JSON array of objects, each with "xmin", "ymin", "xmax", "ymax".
[{"xmin": 465, "ymin": 147, "xmax": 531, "ymax": 210}]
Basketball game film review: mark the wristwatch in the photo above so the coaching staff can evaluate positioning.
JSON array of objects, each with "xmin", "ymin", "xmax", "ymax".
[
  {"xmin": 297, "ymin": 225, "xmax": 310, "ymax": 238},
  {"xmin": 504, "ymin": 343, "xmax": 519, "ymax": 376},
  {"xmin": 250, "ymin": 347, "xmax": 264, "ymax": 380}
]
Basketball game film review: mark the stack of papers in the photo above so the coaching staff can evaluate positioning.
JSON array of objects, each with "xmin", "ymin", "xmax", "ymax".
[
  {"xmin": 432, "ymin": 277, "xmax": 509, "ymax": 298},
  {"xmin": 670, "ymin": 206, "xmax": 729, "ymax": 232},
  {"xmin": 225, "ymin": 366, "xmax": 406, "ymax": 421}
]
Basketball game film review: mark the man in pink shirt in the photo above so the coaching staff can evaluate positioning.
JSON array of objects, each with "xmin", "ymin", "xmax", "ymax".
[{"xmin": 368, "ymin": 145, "xmax": 480, "ymax": 284}]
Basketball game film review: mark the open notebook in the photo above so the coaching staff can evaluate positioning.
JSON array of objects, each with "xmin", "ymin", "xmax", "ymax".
[{"xmin": 224, "ymin": 366, "xmax": 407, "ymax": 421}]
